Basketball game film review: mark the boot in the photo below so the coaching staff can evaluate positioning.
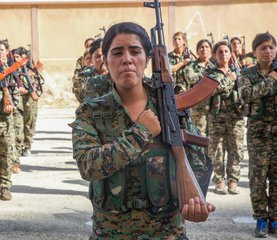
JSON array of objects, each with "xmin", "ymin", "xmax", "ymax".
[
  {"xmin": 214, "ymin": 181, "xmax": 227, "ymax": 195},
  {"xmin": 269, "ymin": 220, "xmax": 277, "ymax": 237},
  {"xmin": 255, "ymin": 218, "xmax": 268, "ymax": 238},
  {"xmin": 0, "ymin": 187, "xmax": 12, "ymax": 201},
  {"xmin": 227, "ymin": 179, "xmax": 240, "ymax": 195}
]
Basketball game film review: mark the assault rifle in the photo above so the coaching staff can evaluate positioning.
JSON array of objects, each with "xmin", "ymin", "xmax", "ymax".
[
  {"xmin": 207, "ymin": 32, "xmax": 214, "ymax": 47},
  {"xmin": 183, "ymin": 32, "xmax": 197, "ymax": 60},
  {"xmin": 144, "ymin": 0, "xmax": 218, "ymax": 211},
  {"xmin": 241, "ymin": 35, "xmax": 246, "ymax": 59},
  {"xmin": 20, "ymin": 64, "xmax": 39, "ymax": 101}
]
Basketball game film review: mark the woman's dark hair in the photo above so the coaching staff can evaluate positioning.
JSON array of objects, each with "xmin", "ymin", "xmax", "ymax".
[
  {"xmin": 196, "ymin": 39, "xmax": 212, "ymax": 53},
  {"xmin": 252, "ymin": 32, "xmax": 276, "ymax": 51},
  {"xmin": 89, "ymin": 38, "xmax": 103, "ymax": 55},
  {"xmin": 230, "ymin": 37, "xmax": 241, "ymax": 44},
  {"xmin": 213, "ymin": 41, "xmax": 232, "ymax": 54},
  {"xmin": 102, "ymin": 22, "xmax": 152, "ymax": 58},
  {"xmin": 84, "ymin": 37, "xmax": 95, "ymax": 47},
  {"xmin": 0, "ymin": 39, "xmax": 9, "ymax": 49}
]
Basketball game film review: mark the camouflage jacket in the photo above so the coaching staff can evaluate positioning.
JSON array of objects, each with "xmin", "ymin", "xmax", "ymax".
[
  {"xmin": 84, "ymin": 73, "xmax": 112, "ymax": 102},
  {"xmin": 72, "ymin": 66, "xmax": 98, "ymax": 103},
  {"xmin": 205, "ymin": 66, "xmax": 241, "ymax": 115},
  {"xmin": 168, "ymin": 50, "xmax": 191, "ymax": 93},
  {"xmin": 183, "ymin": 58, "xmax": 215, "ymax": 87},
  {"xmin": 239, "ymin": 64, "xmax": 277, "ymax": 121},
  {"xmin": 71, "ymin": 84, "xmax": 181, "ymax": 215},
  {"xmin": 0, "ymin": 62, "xmax": 20, "ymax": 116}
]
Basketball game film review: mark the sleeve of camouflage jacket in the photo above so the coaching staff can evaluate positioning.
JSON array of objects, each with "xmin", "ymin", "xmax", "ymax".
[
  {"xmin": 207, "ymin": 70, "xmax": 235, "ymax": 98},
  {"xmin": 72, "ymin": 57, "xmax": 84, "ymax": 102},
  {"xmin": 239, "ymin": 71, "xmax": 276, "ymax": 104},
  {"xmin": 70, "ymin": 104, "xmax": 153, "ymax": 181},
  {"xmin": 183, "ymin": 62, "xmax": 201, "ymax": 86}
]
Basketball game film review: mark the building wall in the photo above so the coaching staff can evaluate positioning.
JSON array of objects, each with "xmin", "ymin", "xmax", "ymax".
[{"xmin": 0, "ymin": 1, "xmax": 276, "ymax": 107}]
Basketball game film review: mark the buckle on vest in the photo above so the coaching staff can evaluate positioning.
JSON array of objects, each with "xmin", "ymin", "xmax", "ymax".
[
  {"xmin": 92, "ymin": 111, "xmax": 102, "ymax": 118},
  {"xmin": 103, "ymin": 112, "xmax": 112, "ymax": 118},
  {"xmin": 128, "ymin": 199, "xmax": 148, "ymax": 209}
]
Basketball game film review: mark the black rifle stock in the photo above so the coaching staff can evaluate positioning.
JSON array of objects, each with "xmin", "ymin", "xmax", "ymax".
[
  {"xmin": 144, "ymin": 0, "xmax": 206, "ymax": 211},
  {"xmin": 22, "ymin": 65, "xmax": 39, "ymax": 101}
]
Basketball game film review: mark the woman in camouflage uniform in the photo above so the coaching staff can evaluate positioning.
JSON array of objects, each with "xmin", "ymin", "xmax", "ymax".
[
  {"xmin": 0, "ymin": 40, "xmax": 19, "ymax": 200},
  {"xmin": 71, "ymin": 22, "xmax": 214, "ymax": 240},
  {"xmin": 239, "ymin": 32, "xmax": 277, "ymax": 238},
  {"xmin": 183, "ymin": 39, "xmax": 215, "ymax": 136},
  {"xmin": 168, "ymin": 32, "xmax": 191, "ymax": 94},
  {"xmin": 206, "ymin": 41, "xmax": 244, "ymax": 195}
]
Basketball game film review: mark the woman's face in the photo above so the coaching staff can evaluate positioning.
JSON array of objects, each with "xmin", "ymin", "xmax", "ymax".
[
  {"xmin": 253, "ymin": 40, "xmax": 276, "ymax": 65},
  {"xmin": 13, "ymin": 53, "xmax": 22, "ymax": 63},
  {"xmin": 197, "ymin": 42, "xmax": 212, "ymax": 59},
  {"xmin": 173, "ymin": 35, "xmax": 185, "ymax": 49},
  {"xmin": 92, "ymin": 48, "xmax": 107, "ymax": 74},
  {"xmin": 215, "ymin": 45, "xmax": 231, "ymax": 66},
  {"xmin": 104, "ymin": 33, "xmax": 149, "ymax": 91},
  {"xmin": 0, "ymin": 44, "xmax": 8, "ymax": 60}
]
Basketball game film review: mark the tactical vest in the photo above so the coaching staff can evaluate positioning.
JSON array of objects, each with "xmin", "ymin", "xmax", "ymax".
[
  {"xmin": 241, "ymin": 67, "xmax": 267, "ymax": 120},
  {"xmin": 86, "ymin": 93, "xmax": 178, "ymax": 217}
]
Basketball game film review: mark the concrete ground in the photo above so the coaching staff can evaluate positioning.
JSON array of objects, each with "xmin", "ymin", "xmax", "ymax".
[{"xmin": 0, "ymin": 108, "xmax": 275, "ymax": 240}]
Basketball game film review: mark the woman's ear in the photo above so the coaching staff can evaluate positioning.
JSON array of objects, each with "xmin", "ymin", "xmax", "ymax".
[
  {"xmin": 252, "ymin": 50, "xmax": 256, "ymax": 58},
  {"xmin": 145, "ymin": 56, "xmax": 151, "ymax": 69}
]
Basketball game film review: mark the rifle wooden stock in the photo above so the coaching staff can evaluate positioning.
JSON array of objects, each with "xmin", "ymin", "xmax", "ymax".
[
  {"xmin": 176, "ymin": 75, "xmax": 219, "ymax": 110},
  {"xmin": 182, "ymin": 129, "xmax": 209, "ymax": 147},
  {"xmin": 171, "ymin": 146, "xmax": 206, "ymax": 210}
]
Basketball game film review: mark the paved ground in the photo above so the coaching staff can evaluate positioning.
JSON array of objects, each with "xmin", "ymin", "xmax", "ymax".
[{"xmin": 0, "ymin": 108, "xmax": 275, "ymax": 240}]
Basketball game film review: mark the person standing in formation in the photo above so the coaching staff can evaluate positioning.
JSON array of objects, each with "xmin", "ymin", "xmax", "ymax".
[
  {"xmin": 239, "ymin": 32, "xmax": 277, "ymax": 238},
  {"xmin": 71, "ymin": 22, "xmax": 215, "ymax": 240},
  {"xmin": 168, "ymin": 32, "xmax": 192, "ymax": 94},
  {"xmin": 72, "ymin": 37, "xmax": 95, "ymax": 101},
  {"xmin": 0, "ymin": 40, "xmax": 19, "ymax": 200},
  {"xmin": 183, "ymin": 39, "xmax": 215, "ymax": 137},
  {"xmin": 206, "ymin": 41, "xmax": 244, "ymax": 195}
]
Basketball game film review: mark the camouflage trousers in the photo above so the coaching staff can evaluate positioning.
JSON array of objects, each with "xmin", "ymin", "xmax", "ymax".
[
  {"xmin": 0, "ymin": 115, "xmax": 15, "ymax": 188},
  {"xmin": 191, "ymin": 99, "xmax": 210, "ymax": 137},
  {"xmin": 90, "ymin": 209, "xmax": 187, "ymax": 240},
  {"xmin": 208, "ymin": 113, "xmax": 245, "ymax": 183},
  {"xmin": 247, "ymin": 119, "xmax": 277, "ymax": 220},
  {"xmin": 22, "ymin": 94, "xmax": 38, "ymax": 150},
  {"xmin": 12, "ymin": 109, "xmax": 24, "ymax": 165}
]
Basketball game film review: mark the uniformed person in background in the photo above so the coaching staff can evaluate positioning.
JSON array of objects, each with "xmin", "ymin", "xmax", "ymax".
[
  {"xmin": 10, "ymin": 48, "xmax": 25, "ymax": 173},
  {"xmin": 168, "ymin": 32, "xmax": 191, "ymax": 94},
  {"xmin": 71, "ymin": 22, "xmax": 215, "ymax": 240},
  {"xmin": 72, "ymin": 37, "xmax": 95, "ymax": 101},
  {"xmin": 206, "ymin": 41, "xmax": 244, "ymax": 195},
  {"xmin": 73, "ymin": 38, "xmax": 110, "ymax": 103},
  {"xmin": 239, "ymin": 32, "xmax": 277, "ymax": 238},
  {"xmin": 183, "ymin": 39, "xmax": 215, "ymax": 136},
  {"xmin": 17, "ymin": 47, "xmax": 40, "ymax": 157},
  {"xmin": 230, "ymin": 36, "xmax": 246, "ymax": 69},
  {"xmin": 0, "ymin": 39, "xmax": 19, "ymax": 200}
]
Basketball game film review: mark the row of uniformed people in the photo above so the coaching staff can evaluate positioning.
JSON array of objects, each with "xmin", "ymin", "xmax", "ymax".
[
  {"xmin": 168, "ymin": 31, "xmax": 277, "ymax": 238},
  {"xmin": 0, "ymin": 40, "xmax": 43, "ymax": 201},
  {"xmin": 71, "ymin": 30, "xmax": 276, "ymax": 238}
]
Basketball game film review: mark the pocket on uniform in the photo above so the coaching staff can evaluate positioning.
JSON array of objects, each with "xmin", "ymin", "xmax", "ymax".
[{"xmin": 146, "ymin": 156, "xmax": 169, "ymax": 207}]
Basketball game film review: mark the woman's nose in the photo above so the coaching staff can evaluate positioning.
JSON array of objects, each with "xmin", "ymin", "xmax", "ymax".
[{"xmin": 122, "ymin": 52, "xmax": 132, "ymax": 64}]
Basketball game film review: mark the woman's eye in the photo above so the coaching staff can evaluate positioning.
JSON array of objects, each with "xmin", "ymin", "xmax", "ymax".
[{"xmin": 112, "ymin": 51, "xmax": 122, "ymax": 56}]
